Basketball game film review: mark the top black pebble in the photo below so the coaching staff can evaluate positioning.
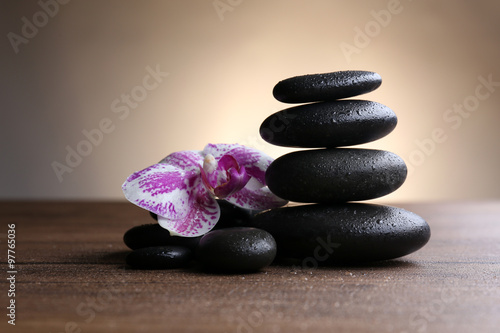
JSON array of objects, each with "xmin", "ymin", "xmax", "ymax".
[{"xmin": 273, "ymin": 70, "xmax": 382, "ymax": 103}]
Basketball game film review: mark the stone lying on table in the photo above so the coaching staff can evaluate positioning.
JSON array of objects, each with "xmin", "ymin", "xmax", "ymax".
[
  {"xmin": 123, "ymin": 223, "xmax": 201, "ymax": 250},
  {"xmin": 273, "ymin": 70, "xmax": 382, "ymax": 103},
  {"xmin": 196, "ymin": 227, "xmax": 277, "ymax": 272},
  {"xmin": 260, "ymin": 100, "xmax": 397, "ymax": 148},
  {"xmin": 250, "ymin": 203, "xmax": 430, "ymax": 263},
  {"xmin": 266, "ymin": 148, "xmax": 407, "ymax": 203},
  {"xmin": 126, "ymin": 246, "xmax": 193, "ymax": 269}
]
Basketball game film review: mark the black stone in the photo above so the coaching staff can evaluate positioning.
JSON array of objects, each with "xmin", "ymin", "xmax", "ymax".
[
  {"xmin": 123, "ymin": 224, "xmax": 201, "ymax": 250},
  {"xmin": 196, "ymin": 227, "xmax": 277, "ymax": 272},
  {"xmin": 273, "ymin": 70, "xmax": 382, "ymax": 103},
  {"xmin": 126, "ymin": 246, "xmax": 193, "ymax": 269},
  {"xmin": 266, "ymin": 148, "xmax": 407, "ymax": 203},
  {"xmin": 260, "ymin": 100, "xmax": 397, "ymax": 148},
  {"xmin": 250, "ymin": 203, "xmax": 430, "ymax": 263}
]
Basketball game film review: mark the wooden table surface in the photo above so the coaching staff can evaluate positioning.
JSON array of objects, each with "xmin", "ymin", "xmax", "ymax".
[{"xmin": 1, "ymin": 201, "xmax": 499, "ymax": 333}]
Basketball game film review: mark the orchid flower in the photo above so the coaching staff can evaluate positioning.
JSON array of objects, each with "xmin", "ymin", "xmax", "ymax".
[{"xmin": 122, "ymin": 143, "xmax": 287, "ymax": 237}]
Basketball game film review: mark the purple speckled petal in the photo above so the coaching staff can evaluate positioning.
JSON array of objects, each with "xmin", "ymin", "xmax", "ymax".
[
  {"xmin": 159, "ymin": 150, "xmax": 203, "ymax": 172},
  {"xmin": 225, "ymin": 178, "xmax": 288, "ymax": 210},
  {"xmin": 122, "ymin": 163, "xmax": 200, "ymax": 220},
  {"xmin": 203, "ymin": 143, "xmax": 242, "ymax": 160},
  {"xmin": 157, "ymin": 184, "xmax": 220, "ymax": 237}
]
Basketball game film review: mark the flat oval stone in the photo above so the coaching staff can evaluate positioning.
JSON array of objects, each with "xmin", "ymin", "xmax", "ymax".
[
  {"xmin": 196, "ymin": 227, "xmax": 277, "ymax": 272},
  {"xmin": 260, "ymin": 100, "xmax": 397, "ymax": 148},
  {"xmin": 273, "ymin": 71, "xmax": 382, "ymax": 103},
  {"xmin": 126, "ymin": 246, "xmax": 193, "ymax": 269},
  {"xmin": 250, "ymin": 203, "xmax": 430, "ymax": 263},
  {"xmin": 123, "ymin": 224, "xmax": 201, "ymax": 250},
  {"xmin": 266, "ymin": 148, "xmax": 407, "ymax": 203}
]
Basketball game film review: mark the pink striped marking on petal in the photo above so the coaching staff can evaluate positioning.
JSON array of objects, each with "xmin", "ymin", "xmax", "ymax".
[
  {"xmin": 202, "ymin": 143, "xmax": 242, "ymax": 160},
  {"xmin": 157, "ymin": 185, "xmax": 220, "ymax": 237},
  {"xmin": 122, "ymin": 163, "xmax": 200, "ymax": 220},
  {"xmin": 159, "ymin": 150, "xmax": 204, "ymax": 172}
]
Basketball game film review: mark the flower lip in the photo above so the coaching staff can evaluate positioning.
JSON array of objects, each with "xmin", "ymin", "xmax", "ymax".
[
  {"xmin": 201, "ymin": 154, "xmax": 251, "ymax": 199},
  {"xmin": 214, "ymin": 164, "xmax": 251, "ymax": 198}
]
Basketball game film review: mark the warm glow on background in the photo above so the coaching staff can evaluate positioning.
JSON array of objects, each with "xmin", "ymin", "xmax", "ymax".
[{"xmin": 2, "ymin": 0, "xmax": 500, "ymax": 203}]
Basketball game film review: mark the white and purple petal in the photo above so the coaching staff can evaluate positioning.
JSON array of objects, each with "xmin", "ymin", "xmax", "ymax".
[
  {"xmin": 159, "ymin": 150, "xmax": 204, "ymax": 172},
  {"xmin": 202, "ymin": 143, "xmax": 242, "ymax": 160},
  {"xmin": 157, "ymin": 184, "xmax": 220, "ymax": 237},
  {"xmin": 122, "ymin": 163, "xmax": 200, "ymax": 220}
]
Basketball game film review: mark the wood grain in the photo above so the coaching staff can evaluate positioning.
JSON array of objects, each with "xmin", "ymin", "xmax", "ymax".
[{"xmin": 0, "ymin": 201, "xmax": 499, "ymax": 333}]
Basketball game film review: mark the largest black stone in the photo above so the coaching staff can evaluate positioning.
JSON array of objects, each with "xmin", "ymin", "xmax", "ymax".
[
  {"xmin": 259, "ymin": 100, "xmax": 397, "ymax": 148},
  {"xmin": 266, "ymin": 148, "xmax": 407, "ymax": 203},
  {"xmin": 250, "ymin": 203, "xmax": 430, "ymax": 263}
]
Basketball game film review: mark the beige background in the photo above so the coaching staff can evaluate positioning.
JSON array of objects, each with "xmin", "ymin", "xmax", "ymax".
[{"xmin": 1, "ymin": 0, "xmax": 499, "ymax": 203}]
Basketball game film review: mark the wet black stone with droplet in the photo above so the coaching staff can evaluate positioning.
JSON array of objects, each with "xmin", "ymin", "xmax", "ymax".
[
  {"xmin": 126, "ymin": 246, "xmax": 193, "ymax": 269},
  {"xmin": 273, "ymin": 70, "xmax": 382, "ymax": 103},
  {"xmin": 266, "ymin": 148, "xmax": 407, "ymax": 203},
  {"xmin": 123, "ymin": 224, "xmax": 201, "ymax": 250},
  {"xmin": 196, "ymin": 227, "xmax": 277, "ymax": 272},
  {"xmin": 260, "ymin": 100, "xmax": 397, "ymax": 148},
  {"xmin": 250, "ymin": 203, "xmax": 430, "ymax": 263}
]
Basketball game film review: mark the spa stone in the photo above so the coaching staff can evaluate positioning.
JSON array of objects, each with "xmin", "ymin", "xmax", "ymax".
[
  {"xmin": 273, "ymin": 70, "xmax": 382, "ymax": 103},
  {"xmin": 196, "ymin": 227, "xmax": 277, "ymax": 272},
  {"xmin": 260, "ymin": 100, "xmax": 397, "ymax": 148},
  {"xmin": 265, "ymin": 148, "xmax": 407, "ymax": 203},
  {"xmin": 250, "ymin": 203, "xmax": 430, "ymax": 263}
]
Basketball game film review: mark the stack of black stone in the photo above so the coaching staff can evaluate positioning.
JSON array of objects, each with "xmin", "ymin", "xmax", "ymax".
[
  {"xmin": 253, "ymin": 70, "xmax": 430, "ymax": 264},
  {"xmin": 122, "ymin": 70, "xmax": 430, "ymax": 272}
]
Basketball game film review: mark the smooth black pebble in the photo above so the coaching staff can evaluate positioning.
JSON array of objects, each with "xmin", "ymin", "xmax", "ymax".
[
  {"xmin": 260, "ymin": 100, "xmax": 397, "ymax": 148},
  {"xmin": 196, "ymin": 227, "xmax": 277, "ymax": 272},
  {"xmin": 126, "ymin": 246, "xmax": 192, "ymax": 269},
  {"xmin": 273, "ymin": 70, "xmax": 382, "ymax": 103},
  {"xmin": 266, "ymin": 148, "xmax": 407, "ymax": 203},
  {"xmin": 250, "ymin": 203, "xmax": 430, "ymax": 263},
  {"xmin": 123, "ymin": 223, "xmax": 201, "ymax": 250}
]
